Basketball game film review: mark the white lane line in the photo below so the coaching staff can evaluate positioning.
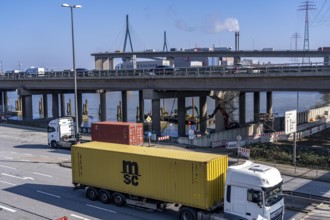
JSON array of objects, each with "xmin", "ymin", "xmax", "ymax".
[
  {"xmin": 70, "ymin": 214, "xmax": 91, "ymax": 220},
  {"xmin": 33, "ymin": 172, "xmax": 53, "ymax": 178},
  {"xmin": 23, "ymin": 153, "xmax": 33, "ymax": 156},
  {"xmin": 36, "ymin": 190, "xmax": 61, "ymax": 198},
  {"xmin": 40, "ymin": 155, "xmax": 49, "ymax": 158},
  {"xmin": 20, "ymin": 159, "xmax": 30, "ymax": 162},
  {"xmin": 1, "ymin": 173, "xmax": 35, "ymax": 180},
  {"xmin": 0, "ymin": 165, "xmax": 16, "ymax": 169},
  {"xmin": 0, "ymin": 180, "xmax": 17, "ymax": 186},
  {"xmin": 0, "ymin": 205, "xmax": 16, "ymax": 213},
  {"xmin": 10, "ymin": 152, "xmax": 17, "ymax": 154},
  {"xmin": 4, "ymin": 157, "xmax": 13, "ymax": 160},
  {"xmin": 86, "ymin": 204, "xmax": 116, "ymax": 213}
]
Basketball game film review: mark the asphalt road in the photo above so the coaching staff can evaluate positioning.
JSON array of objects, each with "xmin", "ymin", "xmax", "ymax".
[
  {"xmin": 0, "ymin": 124, "xmax": 329, "ymax": 219},
  {"xmin": 0, "ymin": 124, "xmax": 178, "ymax": 220}
]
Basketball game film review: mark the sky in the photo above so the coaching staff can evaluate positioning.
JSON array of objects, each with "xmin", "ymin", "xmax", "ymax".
[{"xmin": 0, "ymin": 0, "xmax": 330, "ymax": 71}]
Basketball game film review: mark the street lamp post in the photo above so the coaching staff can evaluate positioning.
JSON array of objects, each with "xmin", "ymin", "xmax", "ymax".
[{"xmin": 61, "ymin": 3, "xmax": 81, "ymax": 143}]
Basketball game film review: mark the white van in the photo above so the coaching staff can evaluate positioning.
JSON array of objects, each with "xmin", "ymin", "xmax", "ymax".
[{"xmin": 25, "ymin": 67, "xmax": 45, "ymax": 77}]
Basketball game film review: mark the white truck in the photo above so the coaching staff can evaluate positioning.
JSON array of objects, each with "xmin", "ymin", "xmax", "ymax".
[
  {"xmin": 72, "ymin": 140, "xmax": 285, "ymax": 220},
  {"xmin": 47, "ymin": 117, "xmax": 77, "ymax": 148},
  {"xmin": 115, "ymin": 60, "xmax": 170, "ymax": 70},
  {"xmin": 25, "ymin": 67, "xmax": 45, "ymax": 77}
]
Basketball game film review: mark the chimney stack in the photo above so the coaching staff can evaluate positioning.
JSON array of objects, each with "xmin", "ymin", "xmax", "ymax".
[{"xmin": 235, "ymin": 32, "xmax": 240, "ymax": 51}]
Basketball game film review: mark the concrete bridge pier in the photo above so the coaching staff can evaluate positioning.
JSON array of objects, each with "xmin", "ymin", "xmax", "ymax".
[
  {"xmin": 152, "ymin": 99, "xmax": 161, "ymax": 134},
  {"xmin": 138, "ymin": 90, "xmax": 144, "ymax": 122},
  {"xmin": 95, "ymin": 57, "xmax": 115, "ymax": 70},
  {"xmin": 42, "ymin": 94, "xmax": 48, "ymax": 118},
  {"xmin": 254, "ymin": 92, "xmax": 260, "ymax": 121},
  {"xmin": 267, "ymin": 91, "xmax": 273, "ymax": 116},
  {"xmin": 52, "ymin": 93, "xmax": 59, "ymax": 118},
  {"xmin": 122, "ymin": 91, "xmax": 128, "ymax": 122},
  {"xmin": 0, "ymin": 91, "xmax": 8, "ymax": 113},
  {"xmin": 178, "ymin": 97, "xmax": 186, "ymax": 137},
  {"xmin": 215, "ymin": 98, "xmax": 225, "ymax": 132},
  {"xmin": 99, "ymin": 91, "xmax": 107, "ymax": 121},
  {"xmin": 239, "ymin": 92, "xmax": 246, "ymax": 125},
  {"xmin": 22, "ymin": 95, "xmax": 33, "ymax": 120},
  {"xmin": 199, "ymin": 96, "xmax": 207, "ymax": 134},
  {"xmin": 60, "ymin": 94, "xmax": 66, "ymax": 117}
]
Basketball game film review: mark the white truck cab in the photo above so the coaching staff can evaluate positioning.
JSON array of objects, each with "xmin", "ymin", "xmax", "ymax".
[
  {"xmin": 47, "ymin": 117, "xmax": 77, "ymax": 148},
  {"xmin": 224, "ymin": 161, "xmax": 284, "ymax": 220}
]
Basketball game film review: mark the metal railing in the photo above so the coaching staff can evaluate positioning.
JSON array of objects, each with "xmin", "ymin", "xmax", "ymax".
[{"xmin": 0, "ymin": 62, "xmax": 329, "ymax": 80}]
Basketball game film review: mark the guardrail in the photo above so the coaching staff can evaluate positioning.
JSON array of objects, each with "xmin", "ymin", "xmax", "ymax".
[{"xmin": 0, "ymin": 62, "xmax": 329, "ymax": 80}]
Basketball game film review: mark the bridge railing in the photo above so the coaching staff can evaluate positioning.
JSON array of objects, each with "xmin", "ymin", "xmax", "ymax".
[{"xmin": 0, "ymin": 62, "xmax": 329, "ymax": 80}]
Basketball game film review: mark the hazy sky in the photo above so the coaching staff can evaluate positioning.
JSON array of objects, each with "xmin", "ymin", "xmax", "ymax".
[{"xmin": 0, "ymin": 0, "xmax": 329, "ymax": 71}]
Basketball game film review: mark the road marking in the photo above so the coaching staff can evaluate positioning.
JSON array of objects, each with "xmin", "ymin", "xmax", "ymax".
[
  {"xmin": 0, "ymin": 165, "xmax": 16, "ymax": 170},
  {"xmin": 0, "ymin": 180, "xmax": 17, "ymax": 186},
  {"xmin": 4, "ymin": 157, "xmax": 13, "ymax": 160},
  {"xmin": 20, "ymin": 159, "xmax": 30, "ymax": 162},
  {"xmin": 33, "ymin": 172, "xmax": 52, "ymax": 178},
  {"xmin": 10, "ymin": 152, "xmax": 17, "ymax": 154},
  {"xmin": 70, "ymin": 214, "xmax": 91, "ymax": 220},
  {"xmin": 40, "ymin": 155, "xmax": 49, "ymax": 158},
  {"xmin": 37, "ymin": 190, "xmax": 61, "ymax": 198},
  {"xmin": 0, "ymin": 205, "xmax": 16, "ymax": 213},
  {"xmin": 86, "ymin": 204, "xmax": 116, "ymax": 213},
  {"xmin": 1, "ymin": 173, "xmax": 35, "ymax": 180},
  {"xmin": 23, "ymin": 153, "xmax": 33, "ymax": 156}
]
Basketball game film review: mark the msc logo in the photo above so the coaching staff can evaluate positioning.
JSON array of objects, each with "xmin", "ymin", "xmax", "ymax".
[{"xmin": 121, "ymin": 160, "xmax": 141, "ymax": 186}]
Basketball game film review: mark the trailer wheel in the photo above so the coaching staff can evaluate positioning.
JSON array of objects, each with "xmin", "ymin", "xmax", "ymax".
[
  {"xmin": 86, "ymin": 187, "xmax": 98, "ymax": 201},
  {"xmin": 179, "ymin": 207, "xmax": 197, "ymax": 220},
  {"xmin": 112, "ymin": 193, "xmax": 126, "ymax": 206},
  {"xmin": 98, "ymin": 189, "xmax": 111, "ymax": 204},
  {"xmin": 50, "ymin": 141, "xmax": 58, "ymax": 148}
]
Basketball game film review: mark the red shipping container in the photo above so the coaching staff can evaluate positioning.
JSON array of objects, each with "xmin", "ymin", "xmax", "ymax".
[{"xmin": 91, "ymin": 121, "xmax": 144, "ymax": 145}]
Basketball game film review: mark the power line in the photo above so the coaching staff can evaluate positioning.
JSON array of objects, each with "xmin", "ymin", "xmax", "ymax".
[{"xmin": 298, "ymin": 1, "xmax": 316, "ymax": 64}]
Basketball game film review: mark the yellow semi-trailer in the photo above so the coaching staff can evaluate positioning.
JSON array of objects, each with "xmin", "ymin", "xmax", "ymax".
[
  {"xmin": 72, "ymin": 142, "xmax": 285, "ymax": 220},
  {"xmin": 72, "ymin": 141, "xmax": 227, "ymax": 210}
]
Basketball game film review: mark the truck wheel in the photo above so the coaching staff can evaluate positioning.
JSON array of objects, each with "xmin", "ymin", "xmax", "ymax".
[
  {"xmin": 179, "ymin": 207, "xmax": 197, "ymax": 220},
  {"xmin": 50, "ymin": 141, "xmax": 58, "ymax": 148},
  {"xmin": 112, "ymin": 193, "xmax": 126, "ymax": 206},
  {"xmin": 86, "ymin": 187, "xmax": 98, "ymax": 201},
  {"xmin": 98, "ymin": 189, "xmax": 111, "ymax": 204}
]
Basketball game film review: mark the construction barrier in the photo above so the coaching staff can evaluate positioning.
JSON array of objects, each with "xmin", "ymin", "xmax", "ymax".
[{"xmin": 158, "ymin": 135, "xmax": 170, "ymax": 141}]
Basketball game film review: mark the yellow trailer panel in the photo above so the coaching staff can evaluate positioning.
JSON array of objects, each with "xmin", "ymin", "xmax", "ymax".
[{"xmin": 71, "ymin": 141, "xmax": 228, "ymax": 210}]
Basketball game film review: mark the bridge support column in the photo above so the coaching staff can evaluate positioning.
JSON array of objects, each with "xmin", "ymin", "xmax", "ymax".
[
  {"xmin": 122, "ymin": 91, "xmax": 128, "ymax": 122},
  {"xmin": 99, "ymin": 91, "xmax": 107, "ymax": 121},
  {"xmin": 254, "ymin": 92, "xmax": 260, "ymax": 121},
  {"xmin": 199, "ymin": 96, "xmax": 207, "ymax": 134},
  {"xmin": 60, "ymin": 94, "xmax": 65, "ymax": 117},
  {"xmin": 22, "ymin": 95, "xmax": 33, "ymax": 120},
  {"xmin": 77, "ymin": 92, "xmax": 83, "ymax": 130},
  {"xmin": 138, "ymin": 90, "xmax": 144, "ymax": 122},
  {"xmin": 0, "ymin": 91, "xmax": 8, "ymax": 113},
  {"xmin": 178, "ymin": 97, "xmax": 186, "ymax": 137},
  {"xmin": 43, "ymin": 94, "xmax": 48, "ymax": 118},
  {"xmin": 239, "ymin": 92, "xmax": 246, "ymax": 125},
  {"xmin": 152, "ymin": 99, "xmax": 161, "ymax": 135},
  {"xmin": 266, "ymin": 91, "xmax": 273, "ymax": 116},
  {"xmin": 52, "ymin": 93, "xmax": 59, "ymax": 118},
  {"xmin": 215, "ymin": 98, "xmax": 225, "ymax": 132}
]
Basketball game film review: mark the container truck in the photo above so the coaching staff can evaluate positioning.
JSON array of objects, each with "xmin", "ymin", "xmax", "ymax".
[
  {"xmin": 47, "ymin": 117, "xmax": 77, "ymax": 148},
  {"xmin": 71, "ymin": 142, "xmax": 284, "ymax": 220},
  {"xmin": 91, "ymin": 121, "xmax": 144, "ymax": 145}
]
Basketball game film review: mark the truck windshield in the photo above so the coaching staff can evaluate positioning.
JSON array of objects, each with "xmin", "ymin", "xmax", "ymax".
[{"xmin": 264, "ymin": 182, "xmax": 283, "ymax": 207}]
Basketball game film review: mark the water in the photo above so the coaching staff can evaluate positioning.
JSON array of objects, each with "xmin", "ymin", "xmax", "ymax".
[{"xmin": 6, "ymin": 91, "xmax": 329, "ymax": 136}]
